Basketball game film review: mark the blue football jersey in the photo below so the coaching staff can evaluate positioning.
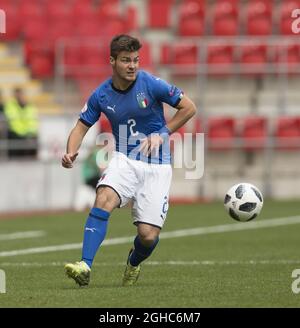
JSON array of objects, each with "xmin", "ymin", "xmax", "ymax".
[{"xmin": 79, "ymin": 70, "xmax": 183, "ymax": 164}]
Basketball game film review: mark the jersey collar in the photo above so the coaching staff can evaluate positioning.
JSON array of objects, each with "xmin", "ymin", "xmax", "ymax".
[{"xmin": 111, "ymin": 72, "xmax": 139, "ymax": 94}]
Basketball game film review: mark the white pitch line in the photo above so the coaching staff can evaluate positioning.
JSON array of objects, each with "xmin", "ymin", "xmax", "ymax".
[
  {"xmin": 0, "ymin": 231, "xmax": 46, "ymax": 241},
  {"xmin": 0, "ymin": 215, "xmax": 300, "ymax": 257},
  {"xmin": 1, "ymin": 260, "xmax": 300, "ymax": 267},
  {"xmin": 159, "ymin": 215, "xmax": 300, "ymax": 238}
]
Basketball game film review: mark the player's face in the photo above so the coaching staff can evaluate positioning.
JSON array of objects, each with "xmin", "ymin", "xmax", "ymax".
[{"xmin": 111, "ymin": 51, "xmax": 139, "ymax": 82}]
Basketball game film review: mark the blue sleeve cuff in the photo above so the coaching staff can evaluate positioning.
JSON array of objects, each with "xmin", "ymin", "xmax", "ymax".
[
  {"xmin": 79, "ymin": 117, "xmax": 93, "ymax": 127},
  {"xmin": 158, "ymin": 125, "xmax": 171, "ymax": 135}
]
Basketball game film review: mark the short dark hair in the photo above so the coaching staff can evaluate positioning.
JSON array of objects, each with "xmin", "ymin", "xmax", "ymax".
[{"xmin": 110, "ymin": 34, "xmax": 142, "ymax": 59}]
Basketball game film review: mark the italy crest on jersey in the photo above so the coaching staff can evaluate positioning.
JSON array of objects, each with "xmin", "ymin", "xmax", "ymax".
[{"xmin": 136, "ymin": 92, "xmax": 148, "ymax": 108}]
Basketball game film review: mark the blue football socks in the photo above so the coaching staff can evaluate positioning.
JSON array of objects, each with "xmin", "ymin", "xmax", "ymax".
[
  {"xmin": 81, "ymin": 207, "xmax": 110, "ymax": 268},
  {"xmin": 129, "ymin": 235, "xmax": 159, "ymax": 267}
]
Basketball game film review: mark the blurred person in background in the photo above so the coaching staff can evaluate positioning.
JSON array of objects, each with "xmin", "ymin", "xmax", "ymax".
[
  {"xmin": 4, "ymin": 88, "xmax": 38, "ymax": 158},
  {"xmin": 0, "ymin": 90, "xmax": 5, "ymax": 129},
  {"xmin": 74, "ymin": 119, "xmax": 114, "ymax": 212},
  {"xmin": 0, "ymin": 90, "xmax": 4, "ymax": 113},
  {"xmin": 73, "ymin": 142, "xmax": 113, "ymax": 212}
]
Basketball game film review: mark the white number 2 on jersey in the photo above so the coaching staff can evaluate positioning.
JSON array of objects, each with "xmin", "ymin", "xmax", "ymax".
[{"xmin": 128, "ymin": 119, "xmax": 139, "ymax": 136}]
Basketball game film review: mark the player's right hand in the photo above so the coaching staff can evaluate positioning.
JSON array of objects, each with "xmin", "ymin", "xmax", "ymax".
[{"xmin": 61, "ymin": 152, "xmax": 79, "ymax": 168}]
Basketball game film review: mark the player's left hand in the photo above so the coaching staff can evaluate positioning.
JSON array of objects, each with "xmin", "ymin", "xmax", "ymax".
[
  {"xmin": 61, "ymin": 152, "xmax": 79, "ymax": 168},
  {"xmin": 140, "ymin": 134, "xmax": 163, "ymax": 157}
]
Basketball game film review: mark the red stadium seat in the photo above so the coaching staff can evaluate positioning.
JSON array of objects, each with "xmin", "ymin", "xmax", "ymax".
[
  {"xmin": 81, "ymin": 45, "xmax": 107, "ymax": 67},
  {"xmin": 247, "ymin": 17, "xmax": 272, "ymax": 36},
  {"xmin": 148, "ymin": 0, "xmax": 174, "ymax": 28},
  {"xmin": 68, "ymin": 40, "xmax": 112, "ymax": 80},
  {"xmin": 178, "ymin": 0, "xmax": 205, "ymax": 36},
  {"xmin": 46, "ymin": 2, "xmax": 72, "ymax": 22},
  {"xmin": 207, "ymin": 44, "xmax": 234, "ymax": 76},
  {"xmin": 180, "ymin": 0, "xmax": 205, "ymax": 14},
  {"xmin": 160, "ymin": 43, "xmax": 199, "ymax": 77},
  {"xmin": 0, "ymin": 0, "xmax": 15, "ymax": 4},
  {"xmin": 97, "ymin": 0, "xmax": 120, "ymax": 19},
  {"xmin": 207, "ymin": 117, "xmax": 236, "ymax": 150},
  {"xmin": 246, "ymin": 0, "xmax": 273, "ymax": 35},
  {"xmin": 24, "ymin": 41, "xmax": 41, "ymax": 65},
  {"xmin": 24, "ymin": 40, "xmax": 54, "ymax": 76},
  {"xmin": 160, "ymin": 44, "xmax": 171, "ymax": 65},
  {"xmin": 126, "ymin": 5, "xmax": 138, "ymax": 32},
  {"xmin": 73, "ymin": 0, "xmax": 93, "ymax": 4},
  {"xmin": 160, "ymin": 44, "xmax": 198, "ymax": 64},
  {"xmin": 239, "ymin": 44, "xmax": 268, "ymax": 76},
  {"xmin": 241, "ymin": 116, "xmax": 268, "ymax": 151},
  {"xmin": 279, "ymin": 0, "xmax": 300, "ymax": 35},
  {"xmin": 30, "ymin": 53, "xmax": 54, "ymax": 79},
  {"xmin": 63, "ymin": 45, "xmax": 81, "ymax": 78},
  {"xmin": 75, "ymin": 18, "xmax": 102, "ymax": 38},
  {"xmin": 78, "ymin": 45, "xmax": 109, "ymax": 78},
  {"xmin": 19, "ymin": 1, "xmax": 45, "ymax": 22},
  {"xmin": 178, "ymin": 16, "xmax": 205, "ymax": 36},
  {"xmin": 100, "ymin": 18, "xmax": 128, "ymax": 37},
  {"xmin": 274, "ymin": 117, "xmax": 300, "ymax": 150},
  {"xmin": 23, "ymin": 18, "xmax": 49, "ymax": 41},
  {"xmin": 72, "ymin": 1, "xmax": 96, "ymax": 21},
  {"xmin": 139, "ymin": 42, "xmax": 153, "ymax": 70},
  {"xmin": 272, "ymin": 44, "xmax": 300, "ymax": 75},
  {"xmin": 212, "ymin": 0, "xmax": 239, "ymax": 36},
  {"xmin": 48, "ymin": 21, "xmax": 74, "ymax": 43}
]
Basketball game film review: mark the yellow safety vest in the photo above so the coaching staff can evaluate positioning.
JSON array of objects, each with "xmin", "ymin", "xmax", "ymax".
[{"xmin": 4, "ymin": 99, "xmax": 38, "ymax": 137}]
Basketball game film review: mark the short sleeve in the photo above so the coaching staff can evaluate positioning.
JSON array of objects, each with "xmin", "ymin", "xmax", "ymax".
[
  {"xmin": 79, "ymin": 91, "xmax": 101, "ymax": 127},
  {"xmin": 150, "ymin": 75, "xmax": 184, "ymax": 107}
]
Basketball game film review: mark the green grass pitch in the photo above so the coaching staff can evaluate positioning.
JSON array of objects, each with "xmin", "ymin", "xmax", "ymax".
[{"xmin": 0, "ymin": 200, "xmax": 300, "ymax": 308}]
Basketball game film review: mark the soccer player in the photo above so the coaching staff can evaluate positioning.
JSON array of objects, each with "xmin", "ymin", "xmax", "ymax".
[{"xmin": 62, "ymin": 35, "xmax": 196, "ymax": 287}]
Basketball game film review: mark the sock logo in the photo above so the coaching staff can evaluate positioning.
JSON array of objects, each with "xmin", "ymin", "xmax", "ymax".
[{"xmin": 85, "ymin": 227, "xmax": 96, "ymax": 233}]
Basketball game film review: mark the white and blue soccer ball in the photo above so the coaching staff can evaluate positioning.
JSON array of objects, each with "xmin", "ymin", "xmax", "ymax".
[{"xmin": 224, "ymin": 183, "xmax": 264, "ymax": 222}]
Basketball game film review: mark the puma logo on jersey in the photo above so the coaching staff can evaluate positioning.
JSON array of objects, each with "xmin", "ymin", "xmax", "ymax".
[{"xmin": 107, "ymin": 105, "xmax": 116, "ymax": 113}]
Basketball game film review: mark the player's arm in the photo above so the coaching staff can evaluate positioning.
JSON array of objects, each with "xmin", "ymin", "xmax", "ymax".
[
  {"xmin": 141, "ymin": 76, "xmax": 196, "ymax": 156},
  {"xmin": 140, "ymin": 95, "xmax": 196, "ymax": 156},
  {"xmin": 62, "ymin": 120, "xmax": 90, "ymax": 168},
  {"xmin": 166, "ymin": 94, "xmax": 197, "ymax": 133}
]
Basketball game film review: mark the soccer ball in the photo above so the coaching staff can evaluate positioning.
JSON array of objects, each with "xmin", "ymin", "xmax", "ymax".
[{"xmin": 224, "ymin": 183, "xmax": 263, "ymax": 222}]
